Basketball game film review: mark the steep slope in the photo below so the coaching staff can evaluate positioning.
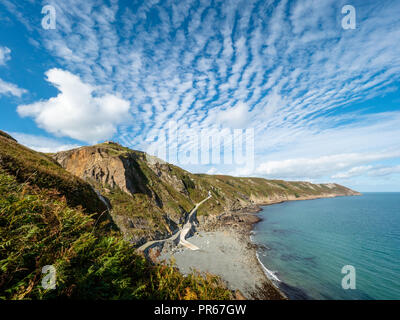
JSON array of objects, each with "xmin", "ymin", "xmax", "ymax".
[
  {"xmin": 0, "ymin": 131, "xmax": 107, "ymax": 215},
  {"xmin": 0, "ymin": 131, "xmax": 232, "ymax": 300},
  {"xmin": 53, "ymin": 142, "xmax": 195, "ymax": 243},
  {"xmin": 53, "ymin": 141, "xmax": 360, "ymax": 245}
]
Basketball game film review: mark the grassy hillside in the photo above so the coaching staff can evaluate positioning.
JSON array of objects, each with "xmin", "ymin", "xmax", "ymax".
[
  {"xmin": 0, "ymin": 132, "xmax": 107, "ymax": 214},
  {"xmin": 0, "ymin": 131, "xmax": 232, "ymax": 300},
  {"xmin": 52, "ymin": 141, "xmax": 359, "ymax": 245}
]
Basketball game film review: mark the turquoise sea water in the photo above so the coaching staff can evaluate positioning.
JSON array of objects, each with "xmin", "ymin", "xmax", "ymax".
[{"xmin": 253, "ymin": 193, "xmax": 400, "ymax": 300}]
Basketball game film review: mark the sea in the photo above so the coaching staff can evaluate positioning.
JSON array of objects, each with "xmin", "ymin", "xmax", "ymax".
[{"xmin": 252, "ymin": 193, "xmax": 400, "ymax": 300}]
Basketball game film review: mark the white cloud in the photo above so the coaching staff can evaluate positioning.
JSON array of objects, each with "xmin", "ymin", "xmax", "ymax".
[
  {"xmin": 10, "ymin": 132, "xmax": 80, "ymax": 153},
  {"xmin": 332, "ymin": 166, "xmax": 373, "ymax": 179},
  {"xmin": 367, "ymin": 165, "xmax": 400, "ymax": 177},
  {"xmin": 3, "ymin": 0, "xmax": 400, "ymax": 188},
  {"xmin": 17, "ymin": 68, "xmax": 131, "ymax": 143},
  {"xmin": 0, "ymin": 78, "xmax": 26, "ymax": 97},
  {"xmin": 333, "ymin": 165, "xmax": 400, "ymax": 179},
  {"xmin": 0, "ymin": 46, "xmax": 11, "ymax": 65},
  {"xmin": 206, "ymin": 167, "xmax": 218, "ymax": 175},
  {"xmin": 256, "ymin": 151, "xmax": 400, "ymax": 179},
  {"xmin": 30, "ymin": 0, "xmax": 400, "ymax": 147},
  {"xmin": 0, "ymin": 46, "xmax": 26, "ymax": 97},
  {"xmin": 215, "ymin": 102, "xmax": 251, "ymax": 129}
]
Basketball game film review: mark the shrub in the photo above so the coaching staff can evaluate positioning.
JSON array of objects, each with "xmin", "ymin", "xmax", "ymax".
[{"xmin": 0, "ymin": 171, "xmax": 231, "ymax": 300}]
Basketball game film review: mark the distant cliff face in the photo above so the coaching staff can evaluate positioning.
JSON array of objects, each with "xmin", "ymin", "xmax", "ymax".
[{"xmin": 52, "ymin": 142, "xmax": 360, "ymax": 245}]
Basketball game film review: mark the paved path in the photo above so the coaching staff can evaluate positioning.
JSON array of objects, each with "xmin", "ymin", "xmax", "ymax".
[{"xmin": 137, "ymin": 194, "xmax": 211, "ymax": 252}]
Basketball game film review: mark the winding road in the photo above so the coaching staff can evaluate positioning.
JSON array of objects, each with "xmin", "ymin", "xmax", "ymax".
[{"xmin": 137, "ymin": 194, "xmax": 211, "ymax": 253}]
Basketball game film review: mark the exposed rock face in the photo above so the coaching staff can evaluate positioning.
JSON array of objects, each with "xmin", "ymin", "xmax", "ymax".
[
  {"xmin": 52, "ymin": 143, "xmax": 195, "ymax": 244},
  {"xmin": 54, "ymin": 146, "xmax": 137, "ymax": 195},
  {"xmin": 147, "ymin": 161, "xmax": 189, "ymax": 196},
  {"xmin": 52, "ymin": 142, "xmax": 361, "ymax": 245},
  {"xmin": 0, "ymin": 131, "xmax": 107, "ymax": 215}
]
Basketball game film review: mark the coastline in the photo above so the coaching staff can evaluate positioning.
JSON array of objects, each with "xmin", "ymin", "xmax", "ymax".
[
  {"xmin": 202, "ymin": 210, "xmax": 287, "ymax": 299},
  {"xmin": 157, "ymin": 221, "xmax": 286, "ymax": 299},
  {"xmin": 153, "ymin": 193, "xmax": 361, "ymax": 300},
  {"xmin": 155, "ymin": 203, "xmax": 287, "ymax": 299}
]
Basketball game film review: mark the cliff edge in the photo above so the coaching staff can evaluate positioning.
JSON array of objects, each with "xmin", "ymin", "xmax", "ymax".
[{"xmin": 52, "ymin": 141, "xmax": 361, "ymax": 245}]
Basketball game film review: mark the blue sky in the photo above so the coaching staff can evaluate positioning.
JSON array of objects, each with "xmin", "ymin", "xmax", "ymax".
[{"xmin": 1, "ymin": 0, "xmax": 400, "ymax": 192}]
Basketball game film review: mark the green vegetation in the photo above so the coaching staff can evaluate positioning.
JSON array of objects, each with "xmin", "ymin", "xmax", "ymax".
[
  {"xmin": 0, "ymin": 134, "xmax": 106, "ymax": 214},
  {"xmin": 0, "ymin": 132, "xmax": 232, "ymax": 300},
  {"xmin": 0, "ymin": 130, "xmax": 356, "ymax": 300},
  {"xmin": 0, "ymin": 130, "xmax": 17, "ymax": 142},
  {"xmin": 85, "ymin": 146, "xmax": 196, "ymax": 240},
  {"xmin": 54, "ymin": 139, "xmax": 356, "ymax": 243},
  {"xmin": 94, "ymin": 141, "xmax": 133, "ymax": 157}
]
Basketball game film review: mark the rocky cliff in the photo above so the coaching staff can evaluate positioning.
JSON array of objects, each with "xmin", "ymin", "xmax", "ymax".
[
  {"xmin": 0, "ymin": 130, "xmax": 232, "ymax": 300},
  {"xmin": 52, "ymin": 141, "xmax": 360, "ymax": 245},
  {"xmin": 0, "ymin": 130, "xmax": 107, "ymax": 215}
]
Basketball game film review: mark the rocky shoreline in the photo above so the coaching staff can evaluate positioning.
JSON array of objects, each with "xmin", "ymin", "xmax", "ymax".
[
  {"xmin": 152, "ymin": 202, "xmax": 286, "ymax": 299},
  {"xmin": 150, "ymin": 194, "xmax": 361, "ymax": 299},
  {"xmin": 197, "ymin": 207, "xmax": 287, "ymax": 299}
]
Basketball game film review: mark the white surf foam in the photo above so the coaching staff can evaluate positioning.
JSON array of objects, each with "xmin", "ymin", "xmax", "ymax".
[{"xmin": 256, "ymin": 252, "xmax": 281, "ymax": 283}]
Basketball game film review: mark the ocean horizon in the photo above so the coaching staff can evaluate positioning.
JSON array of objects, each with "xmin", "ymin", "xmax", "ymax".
[{"xmin": 253, "ymin": 193, "xmax": 400, "ymax": 300}]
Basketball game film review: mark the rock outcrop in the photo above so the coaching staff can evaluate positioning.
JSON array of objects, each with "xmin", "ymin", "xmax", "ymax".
[{"xmin": 52, "ymin": 141, "xmax": 361, "ymax": 245}]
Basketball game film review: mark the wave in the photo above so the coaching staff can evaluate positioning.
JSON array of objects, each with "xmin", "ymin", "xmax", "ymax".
[{"xmin": 256, "ymin": 252, "xmax": 281, "ymax": 283}]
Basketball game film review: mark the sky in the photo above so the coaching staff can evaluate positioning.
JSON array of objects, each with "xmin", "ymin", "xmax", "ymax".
[{"xmin": 0, "ymin": 0, "xmax": 400, "ymax": 192}]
